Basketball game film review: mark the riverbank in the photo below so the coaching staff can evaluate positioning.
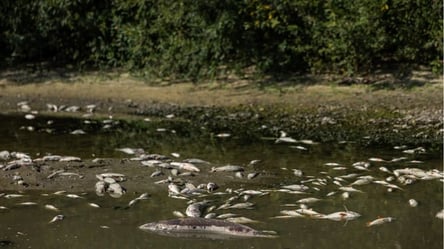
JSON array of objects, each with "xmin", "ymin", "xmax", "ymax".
[{"xmin": 0, "ymin": 69, "xmax": 442, "ymax": 147}]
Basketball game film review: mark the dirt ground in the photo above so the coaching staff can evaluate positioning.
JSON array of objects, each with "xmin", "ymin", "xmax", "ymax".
[{"xmin": 0, "ymin": 69, "xmax": 442, "ymax": 114}]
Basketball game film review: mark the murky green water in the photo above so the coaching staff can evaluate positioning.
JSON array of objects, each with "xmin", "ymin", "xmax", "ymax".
[{"xmin": 0, "ymin": 114, "xmax": 442, "ymax": 249}]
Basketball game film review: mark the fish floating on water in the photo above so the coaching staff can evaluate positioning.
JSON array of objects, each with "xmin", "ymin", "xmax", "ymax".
[
  {"xmin": 139, "ymin": 218, "xmax": 277, "ymax": 239},
  {"xmin": 366, "ymin": 217, "xmax": 395, "ymax": 227}
]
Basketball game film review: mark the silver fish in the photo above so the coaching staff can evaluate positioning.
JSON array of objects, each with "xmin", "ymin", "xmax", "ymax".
[
  {"xmin": 225, "ymin": 202, "xmax": 254, "ymax": 209},
  {"xmin": 297, "ymin": 197, "xmax": 321, "ymax": 204},
  {"xmin": 322, "ymin": 211, "xmax": 361, "ymax": 221},
  {"xmin": 170, "ymin": 162, "xmax": 200, "ymax": 172},
  {"xmin": 44, "ymin": 204, "xmax": 60, "ymax": 212},
  {"xmin": 185, "ymin": 201, "xmax": 209, "ymax": 217},
  {"xmin": 339, "ymin": 186, "xmax": 363, "ymax": 193},
  {"xmin": 366, "ymin": 217, "xmax": 395, "ymax": 227},
  {"xmin": 226, "ymin": 217, "xmax": 259, "ymax": 224},
  {"xmin": 88, "ymin": 203, "xmax": 100, "ymax": 208},
  {"xmin": 49, "ymin": 214, "xmax": 64, "ymax": 224},
  {"xmin": 281, "ymin": 184, "xmax": 309, "ymax": 191},
  {"xmin": 211, "ymin": 165, "xmax": 244, "ymax": 173},
  {"xmin": 408, "ymin": 199, "xmax": 418, "ymax": 207},
  {"xmin": 17, "ymin": 202, "xmax": 38, "ymax": 206}
]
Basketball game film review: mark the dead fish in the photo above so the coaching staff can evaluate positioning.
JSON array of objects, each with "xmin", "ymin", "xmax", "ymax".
[
  {"xmin": 366, "ymin": 217, "xmax": 395, "ymax": 227},
  {"xmin": 279, "ymin": 210, "xmax": 304, "ymax": 218},
  {"xmin": 17, "ymin": 202, "xmax": 38, "ymax": 206},
  {"xmin": 235, "ymin": 172, "xmax": 244, "ymax": 178},
  {"xmin": 44, "ymin": 204, "xmax": 60, "ymax": 212},
  {"xmin": 225, "ymin": 202, "xmax": 255, "ymax": 209},
  {"xmin": 107, "ymin": 183, "xmax": 125, "ymax": 197},
  {"xmin": 168, "ymin": 183, "xmax": 181, "ymax": 195},
  {"xmin": 173, "ymin": 211, "xmax": 186, "ymax": 218},
  {"xmin": 216, "ymin": 133, "xmax": 231, "ymax": 138},
  {"xmin": 170, "ymin": 162, "xmax": 200, "ymax": 172},
  {"xmin": 339, "ymin": 173, "xmax": 359, "ymax": 179},
  {"xmin": 339, "ymin": 186, "xmax": 363, "ymax": 193},
  {"xmin": 115, "ymin": 148, "xmax": 143, "ymax": 155},
  {"xmin": 58, "ymin": 172, "xmax": 83, "ymax": 178},
  {"xmin": 70, "ymin": 129, "xmax": 86, "ymax": 135},
  {"xmin": 281, "ymin": 184, "xmax": 309, "ymax": 191},
  {"xmin": 204, "ymin": 213, "xmax": 217, "ymax": 219},
  {"xmin": 211, "ymin": 165, "xmax": 244, "ymax": 172},
  {"xmin": 297, "ymin": 197, "xmax": 321, "ymax": 204},
  {"xmin": 150, "ymin": 170, "xmax": 164, "ymax": 178},
  {"xmin": 0, "ymin": 150, "xmax": 10, "ymax": 160},
  {"xmin": 435, "ymin": 209, "xmax": 444, "ymax": 219},
  {"xmin": 141, "ymin": 160, "xmax": 163, "ymax": 167},
  {"xmin": 128, "ymin": 193, "xmax": 150, "ymax": 207},
  {"xmin": 42, "ymin": 155, "xmax": 62, "ymax": 161},
  {"xmin": 248, "ymin": 160, "xmax": 261, "ymax": 165},
  {"xmin": 186, "ymin": 201, "xmax": 210, "ymax": 217},
  {"xmin": 350, "ymin": 178, "xmax": 373, "ymax": 186},
  {"xmin": 322, "ymin": 211, "xmax": 361, "ymax": 221},
  {"xmin": 49, "ymin": 214, "xmax": 64, "ymax": 224},
  {"xmin": 88, "ymin": 203, "xmax": 100, "ymax": 208},
  {"xmin": 292, "ymin": 169, "xmax": 303, "ymax": 177},
  {"xmin": 183, "ymin": 158, "xmax": 211, "ymax": 165},
  {"xmin": 379, "ymin": 167, "xmax": 392, "ymax": 174},
  {"xmin": 368, "ymin": 157, "xmax": 386, "ymax": 162},
  {"xmin": 247, "ymin": 172, "xmax": 259, "ymax": 179},
  {"xmin": 298, "ymin": 139, "xmax": 318, "ymax": 145},
  {"xmin": 97, "ymin": 173, "xmax": 126, "ymax": 182},
  {"xmin": 240, "ymin": 190, "xmax": 265, "ymax": 196},
  {"xmin": 95, "ymin": 181, "xmax": 106, "ymax": 196},
  {"xmin": 139, "ymin": 218, "xmax": 277, "ymax": 238},
  {"xmin": 206, "ymin": 182, "xmax": 218, "ymax": 192},
  {"xmin": 4, "ymin": 194, "xmax": 25, "ymax": 199},
  {"xmin": 66, "ymin": 194, "xmax": 84, "ymax": 199},
  {"xmin": 408, "ymin": 199, "xmax": 418, "ymax": 207},
  {"xmin": 216, "ymin": 213, "xmax": 238, "ymax": 219},
  {"xmin": 341, "ymin": 192, "xmax": 350, "ymax": 199},
  {"xmin": 226, "ymin": 217, "xmax": 259, "ymax": 224},
  {"xmin": 59, "ymin": 156, "xmax": 82, "ymax": 162},
  {"xmin": 324, "ymin": 163, "xmax": 341, "ymax": 167},
  {"xmin": 295, "ymin": 208, "xmax": 325, "ymax": 219},
  {"xmin": 275, "ymin": 137, "xmax": 297, "ymax": 143},
  {"xmin": 290, "ymin": 145, "xmax": 307, "ymax": 151}
]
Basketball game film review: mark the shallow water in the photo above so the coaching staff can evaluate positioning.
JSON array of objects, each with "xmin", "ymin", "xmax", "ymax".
[{"xmin": 0, "ymin": 114, "xmax": 442, "ymax": 249}]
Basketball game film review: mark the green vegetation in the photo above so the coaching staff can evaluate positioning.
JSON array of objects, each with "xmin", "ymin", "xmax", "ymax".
[{"xmin": 1, "ymin": 0, "xmax": 442, "ymax": 80}]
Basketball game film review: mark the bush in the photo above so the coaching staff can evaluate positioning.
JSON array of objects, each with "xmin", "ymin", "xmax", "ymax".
[{"xmin": 0, "ymin": 0, "xmax": 442, "ymax": 79}]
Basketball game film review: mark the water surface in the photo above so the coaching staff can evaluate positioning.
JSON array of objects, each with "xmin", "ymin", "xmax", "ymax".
[{"xmin": 0, "ymin": 114, "xmax": 442, "ymax": 249}]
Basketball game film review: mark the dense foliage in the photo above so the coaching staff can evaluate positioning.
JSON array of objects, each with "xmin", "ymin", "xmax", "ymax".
[{"xmin": 0, "ymin": 0, "xmax": 442, "ymax": 79}]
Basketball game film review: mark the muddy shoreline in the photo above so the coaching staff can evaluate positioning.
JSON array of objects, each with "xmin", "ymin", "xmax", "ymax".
[
  {"xmin": 0, "ymin": 71, "xmax": 442, "ymax": 193},
  {"xmin": 0, "ymin": 70, "xmax": 442, "ymax": 147}
]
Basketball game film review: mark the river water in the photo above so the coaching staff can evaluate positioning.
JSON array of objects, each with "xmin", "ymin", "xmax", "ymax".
[{"xmin": 0, "ymin": 114, "xmax": 442, "ymax": 249}]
